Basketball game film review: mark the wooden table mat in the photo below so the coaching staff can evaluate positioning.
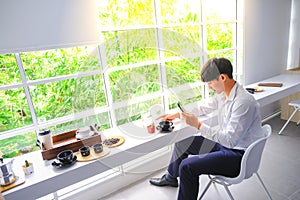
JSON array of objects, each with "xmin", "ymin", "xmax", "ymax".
[
  {"xmin": 102, "ymin": 136, "xmax": 125, "ymax": 148},
  {"xmin": 76, "ymin": 147, "xmax": 110, "ymax": 162},
  {"xmin": 0, "ymin": 175, "xmax": 25, "ymax": 192}
]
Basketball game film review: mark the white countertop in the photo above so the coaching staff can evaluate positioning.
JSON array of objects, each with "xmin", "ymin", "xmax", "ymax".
[
  {"xmin": 3, "ymin": 117, "xmax": 201, "ymax": 200},
  {"xmin": 246, "ymin": 74, "xmax": 300, "ymax": 106}
]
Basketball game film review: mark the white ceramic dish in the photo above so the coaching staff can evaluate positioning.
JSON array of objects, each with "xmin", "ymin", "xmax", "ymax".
[{"xmin": 75, "ymin": 131, "xmax": 94, "ymax": 139}]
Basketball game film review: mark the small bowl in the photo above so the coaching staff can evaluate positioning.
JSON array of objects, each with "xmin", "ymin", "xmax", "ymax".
[
  {"xmin": 93, "ymin": 143, "xmax": 103, "ymax": 154},
  {"xmin": 79, "ymin": 146, "xmax": 90, "ymax": 157},
  {"xmin": 57, "ymin": 150, "xmax": 74, "ymax": 164}
]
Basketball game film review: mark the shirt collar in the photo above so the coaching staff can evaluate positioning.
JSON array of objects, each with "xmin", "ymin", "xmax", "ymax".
[{"xmin": 227, "ymin": 82, "xmax": 239, "ymax": 102}]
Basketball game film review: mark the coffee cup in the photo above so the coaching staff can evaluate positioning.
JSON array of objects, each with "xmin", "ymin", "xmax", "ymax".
[
  {"xmin": 57, "ymin": 150, "xmax": 74, "ymax": 165},
  {"xmin": 38, "ymin": 130, "xmax": 53, "ymax": 150},
  {"xmin": 156, "ymin": 120, "xmax": 174, "ymax": 132},
  {"xmin": 79, "ymin": 146, "xmax": 90, "ymax": 157},
  {"xmin": 76, "ymin": 127, "xmax": 92, "ymax": 139},
  {"xmin": 142, "ymin": 114, "xmax": 155, "ymax": 134},
  {"xmin": 93, "ymin": 143, "xmax": 103, "ymax": 154}
]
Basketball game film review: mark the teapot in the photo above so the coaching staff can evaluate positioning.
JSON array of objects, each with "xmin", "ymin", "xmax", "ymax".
[{"xmin": 0, "ymin": 158, "xmax": 16, "ymax": 186}]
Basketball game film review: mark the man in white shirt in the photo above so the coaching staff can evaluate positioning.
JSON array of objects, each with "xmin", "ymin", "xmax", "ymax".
[{"xmin": 149, "ymin": 58, "xmax": 264, "ymax": 200}]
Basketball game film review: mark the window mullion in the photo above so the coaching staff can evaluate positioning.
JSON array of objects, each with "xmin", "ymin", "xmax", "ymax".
[
  {"xmin": 98, "ymin": 44, "xmax": 115, "ymax": 128},
  {"xmin": 15, "ymin": 53, "xmax": 39, "ymax": 133},
  {"xmin": 200, "ymin": 0, "xmax": 209, "ymax": 99},
  {"xmin": 153, "ymin": 0, "xmax": 169, "ymax": 112},
  {"xmin": 0, "ymin": 83, "xmax": 24, "ymax": 91},
  {"xmin": 27, "ymin": 70, "xmax": 102, "ymax": 86}
]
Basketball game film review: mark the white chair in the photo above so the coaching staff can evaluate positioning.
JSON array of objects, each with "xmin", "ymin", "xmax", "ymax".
[
  {"xmin": 278, "ymin": 99, "xmax": 300, "ymax": 135},
  {"xmin": 198, "ymin": 124, "xmax": 273, "ymax": 200}
]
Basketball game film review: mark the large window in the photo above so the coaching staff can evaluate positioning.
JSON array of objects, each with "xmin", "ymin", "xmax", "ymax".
[{"xmin": 0, "ymin": 0, "xmax": 243, "ymax": 158}]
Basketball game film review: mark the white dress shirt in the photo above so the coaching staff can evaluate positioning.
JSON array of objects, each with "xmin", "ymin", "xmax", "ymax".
[{"xmin": 192, "ymin": 82, "xmax": 264, "ymax": 150}]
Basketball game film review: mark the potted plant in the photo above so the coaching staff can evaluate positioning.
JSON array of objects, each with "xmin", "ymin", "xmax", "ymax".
[{"xmin": 22, "ymin": 160, "xmax": 34, "ymax": 175}]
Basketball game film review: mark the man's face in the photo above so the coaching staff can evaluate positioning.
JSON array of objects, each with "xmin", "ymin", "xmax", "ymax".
[{"xmin": 207, "ymin": 76, "xmax": 225, "ymax": 94}]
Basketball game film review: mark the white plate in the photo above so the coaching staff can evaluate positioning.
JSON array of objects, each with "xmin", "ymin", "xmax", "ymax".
[{"xmin": 76, "ymin": 131, "xmax": 95, "ymax": 139}]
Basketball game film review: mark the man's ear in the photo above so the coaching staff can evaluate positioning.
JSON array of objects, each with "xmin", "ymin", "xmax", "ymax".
[{"xmin": 220, "ymin": 74, "xmax": 226, "ymax": 81}]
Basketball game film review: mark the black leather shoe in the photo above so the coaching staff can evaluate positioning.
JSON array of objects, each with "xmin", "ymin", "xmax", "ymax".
[{"xmin": 149, "ymin": 174, "xmax": 178, "ymax": 187}]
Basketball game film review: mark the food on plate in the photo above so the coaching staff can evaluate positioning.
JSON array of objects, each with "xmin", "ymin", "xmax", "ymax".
[
  {"xmin": 103, "ymin": 138, "xmax": 120, "ymax": 146},
  {"xmin": 102, "ymin": 136, "xmax": 125, "ymax": 148}
]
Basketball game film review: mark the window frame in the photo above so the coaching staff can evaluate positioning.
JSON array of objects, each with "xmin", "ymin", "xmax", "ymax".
[{"xmin": 0, "ymin": 0, "xmax": 243, "ymax": 155}]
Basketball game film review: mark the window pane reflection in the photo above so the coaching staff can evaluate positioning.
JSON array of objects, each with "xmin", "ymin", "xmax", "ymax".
[
  {"xmin": 103, "ymin": 29, "xmax": 158, "ymax": 68},
  {"xmin": 29, "ymin": 75, "xmax": 105, "ymax": 121},
  {"xmin": 160, "ymin": 0, "xmax": 201, "ymax": 24},
  {"xmin": 99, "ymin": 0, "xmax": 154, "ymax": 27},
  {"xmin": 206, "ymin": 23, "xmax": 236, "ymax": 51},
  {"xmin": 109, "ymin": 65, "xmax": 160, "ymax": 102},
  {"xmin": 21, "ymin": 46, "xmax": 101, "ymax": 80}
]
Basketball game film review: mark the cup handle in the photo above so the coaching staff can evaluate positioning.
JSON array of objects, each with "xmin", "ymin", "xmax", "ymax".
[
  {"xmin": 36, "ymin": 140, "xmax": 46, "ymax": 150},
  {"xmin": 156, "ymin": 125, "xmax": 162, "ymax": 131},
  {"xmin": 169, "ymin": 126, "xmax": 175, "ymax": 131},
  {"xmin": 36, "ymin": 140, "xmax": 41, "ymax": 148},
  {"xmin": 52, "ymin": 161, "xmax": 62, "ymax": 167}
]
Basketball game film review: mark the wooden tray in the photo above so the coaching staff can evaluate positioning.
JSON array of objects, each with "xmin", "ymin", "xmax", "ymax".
[
  {"xmin": 0, "ymin": 175, "xmax": 25, "ymax": 192},
  {"xmin": 41, "ymin": 129, "xmax": 102, "ymax": 160},
  {"xmin": 76, "ymin": 147, "xmax": 110, "ymax": 162}
]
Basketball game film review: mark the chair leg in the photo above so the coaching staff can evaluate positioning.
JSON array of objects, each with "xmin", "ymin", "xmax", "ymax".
[
  {"xmin": 223, "ymin": 185, "xmax": 234, "ymax": 200},
  {"xmin": 295, "ymin": 107, "xmax": 300, "ymax": 126},
  {"xmin": 198, "ymin": 179, "xmax": 213, "ymax": 200},
  {"xmin": 278, "ymin": 108, "xmax": 298, "ymax": 135},
  {"xmin": 256, "ymin": 173, "xmax": 273, "ymax": 200}
]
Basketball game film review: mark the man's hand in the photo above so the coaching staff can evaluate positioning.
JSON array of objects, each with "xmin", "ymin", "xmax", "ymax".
[
  {"xmin": 182, "ymin": 112, "xmax": 201, "ymax": 129},
  {"xmin": 156, "ymin": 112, "xmax": 180, "ymax": 121}
]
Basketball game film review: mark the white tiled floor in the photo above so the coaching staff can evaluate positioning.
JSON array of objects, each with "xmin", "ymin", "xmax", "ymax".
[{"xmin": 101, "ymin": 115, "xmax": 300, "ymax": 200}]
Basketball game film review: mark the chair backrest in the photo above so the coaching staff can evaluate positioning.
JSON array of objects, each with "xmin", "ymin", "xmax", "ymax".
[{"xmin": 223, "ymin": 124, "xmax": 272, "ymax": 184}]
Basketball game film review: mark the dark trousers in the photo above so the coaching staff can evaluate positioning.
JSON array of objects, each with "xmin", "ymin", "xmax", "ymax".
[{"xmin": 167, "ymin": 136, "xmax": 244, "ymax": 200}]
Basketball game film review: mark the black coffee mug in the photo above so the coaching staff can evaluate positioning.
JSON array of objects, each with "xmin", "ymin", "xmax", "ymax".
[
  {"xmin": 246, "ymin": 88, "xmax": 255, "ymax": 94},
  {"xmin": 93, "ymin": 143, "xmax": 103, "ymax": 154},
  {"xmin": 79, "ymin": 146, "xmax": 90, "ymax": 157},
  {"xmin": 156, "ymin": 120, "xmax": 174, "ymax": 132},
  {"xmin": 57, "ymin": 149, "xmax": 74, "ymax": 164}
]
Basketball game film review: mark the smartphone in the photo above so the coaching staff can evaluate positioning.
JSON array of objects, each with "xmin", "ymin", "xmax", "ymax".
[{"xmin": 177, "ymin": 102, "xmax": 186, "ymax": 112}]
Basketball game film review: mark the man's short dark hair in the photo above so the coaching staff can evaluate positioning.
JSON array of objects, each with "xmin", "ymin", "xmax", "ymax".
[{"xmin": 200, "ymin": 58, "xmax": 233, "ymax": 82}]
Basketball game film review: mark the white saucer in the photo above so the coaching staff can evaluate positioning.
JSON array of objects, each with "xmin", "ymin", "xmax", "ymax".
[{"xmin": 76, "ymin": 131, "xmax": 95, "ymax": 139}]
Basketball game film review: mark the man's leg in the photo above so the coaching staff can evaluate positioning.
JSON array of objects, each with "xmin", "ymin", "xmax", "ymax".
[
  {"xmin": 167, "ymin": 136, "xmax": 217, "ymax": 178},
  {"xmin": 149, "ymin": 136, "xmax": 218, "ymax": 187},
  {"xmin": 177, "ymin": 145, "xmax": 244, "ymax": 200}
]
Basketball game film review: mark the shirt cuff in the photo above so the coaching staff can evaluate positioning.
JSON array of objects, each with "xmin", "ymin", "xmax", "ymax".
[
  {"xmin": 179, "ymin": 112, "xmax": 183, "ymax": 119},
  {"xmin": 199, "ymin": 123, "xmax": 209, "ymax": 137}
]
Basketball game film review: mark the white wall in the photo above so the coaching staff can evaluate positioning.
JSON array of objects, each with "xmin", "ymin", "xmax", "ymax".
[
  {"xmin": 287, "ymin": 0, "xmax": 300, "ymax": 69},
  {"xmin": 244, "ymin": 0, "xmax": 292, "ymax": 85}
]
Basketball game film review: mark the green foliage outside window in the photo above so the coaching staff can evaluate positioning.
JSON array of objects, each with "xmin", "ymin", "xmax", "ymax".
[
  {"xmin": 21, "ymin": 46, "xmax": 100, "ymax": 80},
  {"xmin": 0, "ymin": 54, "xmax": 21, "ymax": 85}
]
